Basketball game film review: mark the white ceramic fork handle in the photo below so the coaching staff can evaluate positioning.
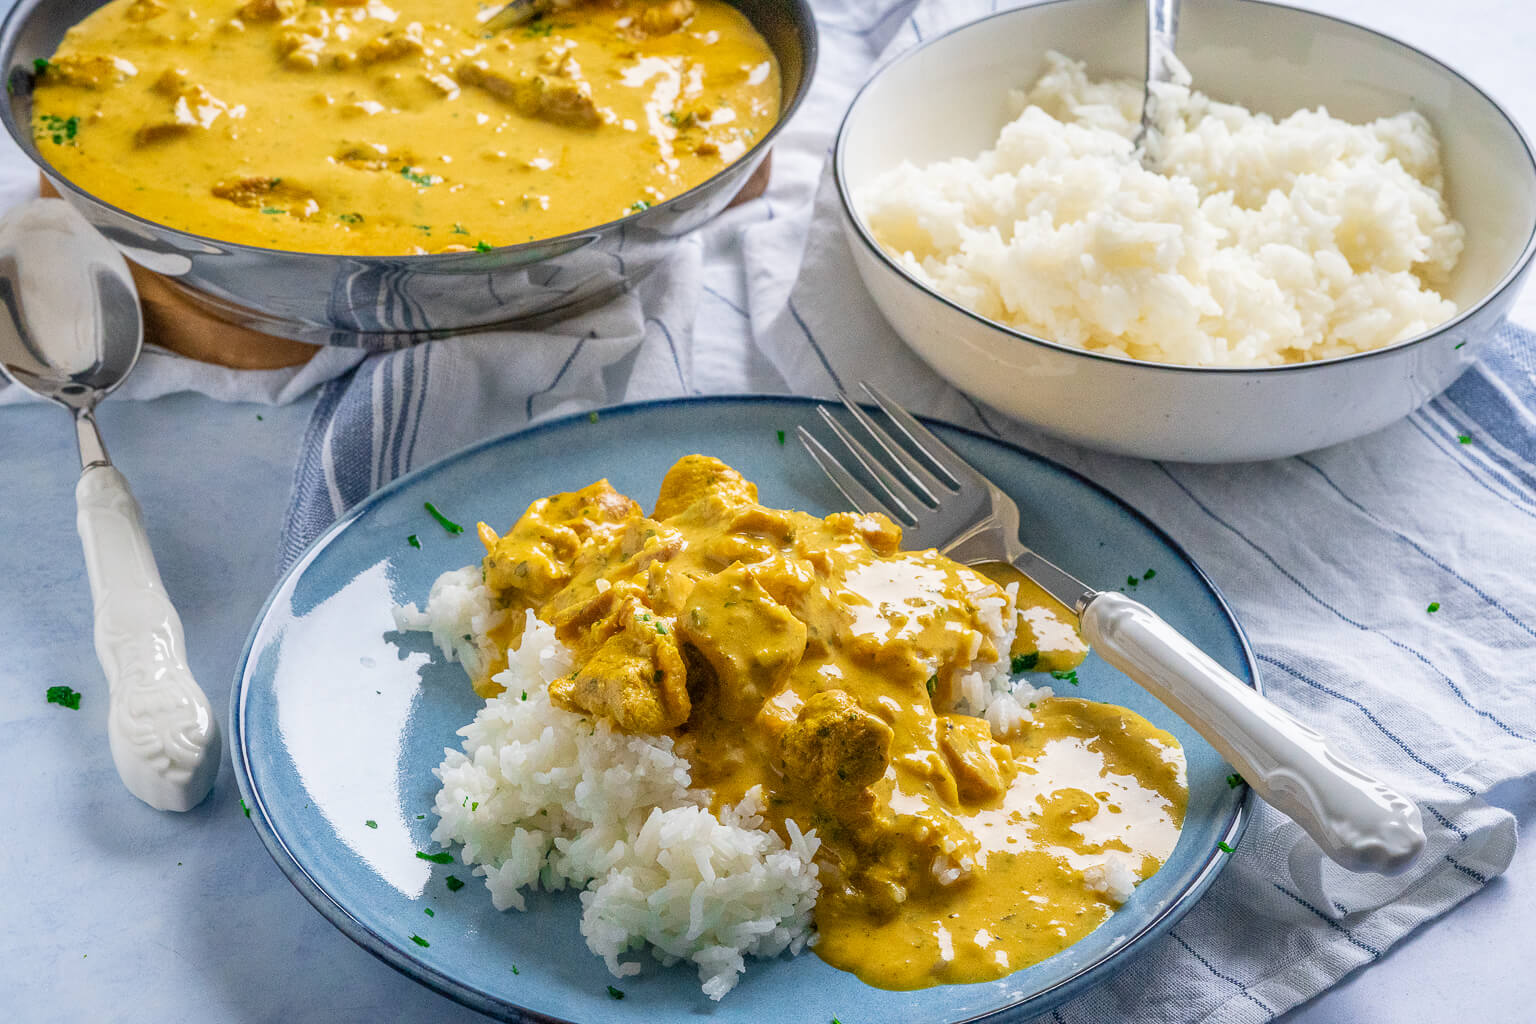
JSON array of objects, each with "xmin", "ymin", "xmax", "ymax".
[
  {"xmin": 1080, "ymin": 591, "xmax": 1424, "ymax": 875},
  {"xmin": 76, "ymin": 465, "xmax": 220, "ymax": 811}
]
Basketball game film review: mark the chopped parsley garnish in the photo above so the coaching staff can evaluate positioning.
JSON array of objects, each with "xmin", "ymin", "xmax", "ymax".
[
  {"xmin": 410, "ymin": 934, "xmax": 430, "ymax": 947},
  {"xmin": 260, "ymin": 207, "xmax": 284, "ymax": 215},
  {"xmin": 606, "ymin": 985, "xmax": 625, "ymax": 1000},
  {"xmin": 588, "ymin": 411, "xmax": 600, "ymax": 424},
  {"xmin": 423, "ymin": 907, "xmax": 435, "ymax": 917},
  {"xmin": 511, "ymin": 963, "xmax": 520, "ymax": 974},
  {"xmin": 1143, "ymin": 568, "xmax": 1156, "ymax": 581},
  {"xmin": 629, "ymin": 199, "xmax": 651, "ymax": 212},
  {"xmin": 1010, "ymin": 652, "xmax": 1039, "ymax": 674},
  {"xmin": 1457, "ymin": 434, "xmax": 1472, "ymax": 445},
  {"xmin": 46, "ymin": 685, "xmax": 81, "ymax": 710},
  {"xmin": 520, "ymin": 690, "xmax": 528, "ymax": 701},
  {"xmin": 256, "ymin": 414, "xmax": 264, "ymax": 421},
  {"xmin": 1427, "ymin": 601, "xmax": 1441, "ymax": 613},
  {"xmin": 925, "ymin": 675, "xmax": 937, "ymax": 697},
  {"xmin": 365, "ymin": 819, "xmax": 378, "ymax": 829},
  {"xmin": 452, "ymin": 223, "xmax": 469, "ymax": 235},
  {"xmin": 1050, "ymin": 669, "xmax": 1079, "ymax": 686},
  {"xmin": 445, "ymin": 875, "xmax": 465, "ymax": 891},
  {"xmin": 423, "ymin": 501, "xmax": 464, "ymax": 535},
  {"xmin": 32, "ymin": 57, "xmax": 49, "ymax": 75},
  {"xmin": 524, "ymin": 16, "xmax": 555, "ymax": 37},
  {"xmin": 1226, "ymin": 773, "xmax": 1244, "ymax": 788},
  {"xmin": 415, "ymin": 850, "xmax": 454, "ymax": 864},
  {"xmin": 39, "ymin": 113, "xmax": 80, "ymax": 146},
  {"xmin": 417, "ymin": 814, "xmax": 426, "ymax": 819},
  {"xmin": 400, "ymin": 166, "xmax": 437, "ymax": 187},
  {"xmin": 1126, "ymin": 575, "xmax": 1139, "ymax": 588},
  {"xmin": 407, "ymin": 534, "xmax": 421, "ymax": 549},
  {"xmin": 475, "ymin": 240, "xmax": 493, "ymax": 252},
  {"xmin": 1454, "ymin": 340, "xmax": 1466, "ymax": 350},
  {"xmin": 654, "ymin": 622, "xmax": 667, "ymax": 635},
  {"xmin": 1217, "ymin": 841, "xmax": 1235, "ymax": 854},
  {"xmin": 338, "ymin": 212, "xmax": 364, "ymax": 225},
  {"xmin": 776, "ymin": 429, "xmax": 786, "ymax": 445},
  {"xmin": 240, "ymin": 799, "xmax": 251, "ymax": 818}
]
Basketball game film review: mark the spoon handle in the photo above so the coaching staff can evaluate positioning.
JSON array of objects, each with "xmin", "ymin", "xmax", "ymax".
[
  {"xmin": 76, "ymin": 464, "xmax": 220, "ymax": 811},
  {"xmin": 1081, "ymin": 591, "xmax": 1425, "ymax": 874}
]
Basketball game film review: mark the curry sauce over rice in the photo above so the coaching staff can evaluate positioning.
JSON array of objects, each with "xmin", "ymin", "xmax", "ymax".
[{"xmin": 463, "ymin": 455, "xmax": 1186, "ymax": 989}]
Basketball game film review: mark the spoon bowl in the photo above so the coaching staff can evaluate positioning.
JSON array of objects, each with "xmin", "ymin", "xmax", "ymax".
[{"xmin": 0, "ymin": 199, "xmax": 141, "ymax": 407}]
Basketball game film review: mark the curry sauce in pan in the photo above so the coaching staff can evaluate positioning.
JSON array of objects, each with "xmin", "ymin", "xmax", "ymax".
[{"xmin": 31, "ymin": 0, "xmax": 779, "ymax": 254}]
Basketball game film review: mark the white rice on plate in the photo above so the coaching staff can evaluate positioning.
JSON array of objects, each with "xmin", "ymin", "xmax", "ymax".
[
  {"xmin": 393, "ymin": 564, "xmax": 1079, "ymax": 1000},
  {"xmin": 858, "ymin": 52, "xmax": 1465, "ymax": 367}
]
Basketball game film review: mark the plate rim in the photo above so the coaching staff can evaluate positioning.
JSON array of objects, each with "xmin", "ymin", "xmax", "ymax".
[{"xmin": 230, "ymin": 393, "xmax": 1259, "ymax": 1024}]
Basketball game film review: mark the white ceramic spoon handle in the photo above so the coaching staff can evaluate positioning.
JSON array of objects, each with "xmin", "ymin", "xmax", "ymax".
[
  {"xmin": 1080, "ymin": 591, "xmax": 1424, "ymax": 874},
  {"xmin": 76, "ymin": 464, "xmax": 220, "ymax": 811}
]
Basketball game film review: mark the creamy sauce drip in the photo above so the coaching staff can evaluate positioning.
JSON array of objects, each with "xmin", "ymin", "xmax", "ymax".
[
  {"xmin": 471, "ymin": 455, "xmax": 1186, "ymax": 989},
  {"xmin": 32, "ymin": 0, "xmax": 779, "ymax": 254}
]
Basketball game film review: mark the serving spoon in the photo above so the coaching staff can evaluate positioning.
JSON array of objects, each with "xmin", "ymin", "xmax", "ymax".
[
  {"xmin": 1132, "ymin": 0, "xmax": 1183, "ymax": 166},
  {"xmin": 481, "ymin": 0, "xmax": 553, "ymax": 32},
  {"xmin": 0, "ymin": 198, "xmax": 220, "ymax": 812}
]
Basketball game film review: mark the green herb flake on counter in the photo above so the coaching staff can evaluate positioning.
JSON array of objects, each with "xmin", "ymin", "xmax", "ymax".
[
  {"xmin": 410, "ymin": 934, "xmax": 430, "ymax": 947},
  {"xmin": 46, "ymin": 685, "xmax": 81, "ymax": 709},
  {"xmin": 606, "ymin": 985, "xmax": 625, "ymax": 1000},
  {"xmin": 416, "ymin": 850, "xmax": 453, "ymax": 864},
  {"xmin": 445, "ymin": 875, "xmax": 465, "ymax": 891}
]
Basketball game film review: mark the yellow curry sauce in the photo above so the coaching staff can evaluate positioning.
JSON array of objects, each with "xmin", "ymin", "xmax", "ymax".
[
  {"xmin": 474, "ymin": 455, "xmax": 1186, "ymax": 989},
  {"xmin": 31, "ymin": 0, "xmax": 779, "ymax": 254}
]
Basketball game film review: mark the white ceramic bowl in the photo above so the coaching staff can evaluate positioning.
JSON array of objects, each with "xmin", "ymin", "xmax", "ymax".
[{"xmin": 834, "ymin": 0, "xmax": 1536, "ymax": 462}]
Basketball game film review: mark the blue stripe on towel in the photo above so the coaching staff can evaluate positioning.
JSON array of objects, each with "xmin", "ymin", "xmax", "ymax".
[
  {"xmin": 1168, "ymin": 931, "xmax": 1271, "ymax": 1014},
  {"xmin": 1295, "ymin": 455, "xmax": 1536, "ymax": 641},
  {"xmin": 1162, "ymin": 466, "xmax": 1536, "ymax": 744},
  {"xmin": 1256, "ymin": 655, "xmax": 1477, "ymax": 796}
]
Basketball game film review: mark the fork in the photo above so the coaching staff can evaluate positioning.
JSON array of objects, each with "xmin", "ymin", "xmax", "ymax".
[{"xmin": 799, "ymin": 383, "xmax": 1425, "ymax": 875}]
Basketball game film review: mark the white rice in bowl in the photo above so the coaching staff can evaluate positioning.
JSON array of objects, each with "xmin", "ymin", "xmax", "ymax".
[{"xmin": 857, "ymin": 52, "xmax": 1465, "ymax": 367}]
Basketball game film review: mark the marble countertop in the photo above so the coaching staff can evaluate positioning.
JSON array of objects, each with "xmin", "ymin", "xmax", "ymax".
[{"xmin": 3, "ymin": 0, "xmax": 1535, "ymax": 1020}]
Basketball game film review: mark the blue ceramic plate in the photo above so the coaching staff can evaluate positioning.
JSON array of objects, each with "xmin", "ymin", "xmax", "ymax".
[{"xmin": 231, "ymin": 396, "xmax": 1256, "ymax": 1023}]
